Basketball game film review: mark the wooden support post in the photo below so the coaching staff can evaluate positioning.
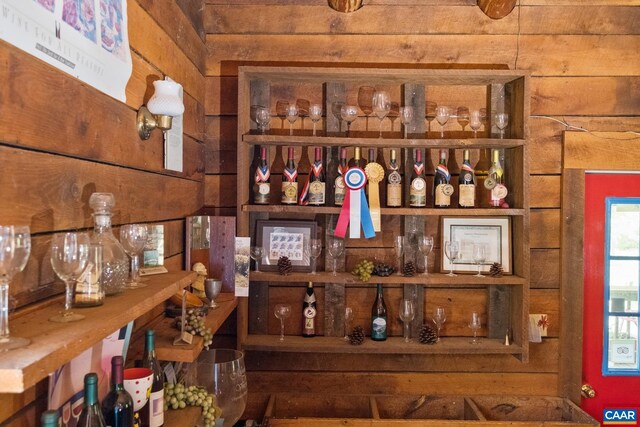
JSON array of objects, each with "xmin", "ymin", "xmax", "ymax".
[{"xmin": 249, "ymin": 282, "xmax": 269, "ymax": 335}]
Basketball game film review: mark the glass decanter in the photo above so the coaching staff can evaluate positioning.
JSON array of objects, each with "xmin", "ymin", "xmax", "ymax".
[{"xmin": 88, "ymin": 193, "xmax": 129, "ymax": 295}]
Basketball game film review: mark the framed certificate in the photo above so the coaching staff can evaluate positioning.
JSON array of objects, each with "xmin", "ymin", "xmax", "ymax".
[{"xmin": 256, "ymin": 220, "xmax": 317, "ymax": 272}]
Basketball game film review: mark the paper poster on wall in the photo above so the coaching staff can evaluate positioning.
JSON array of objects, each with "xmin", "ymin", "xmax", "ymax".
[{"xmin": 0, "ymin": 0, "xmax": 133, "ymax": 102}]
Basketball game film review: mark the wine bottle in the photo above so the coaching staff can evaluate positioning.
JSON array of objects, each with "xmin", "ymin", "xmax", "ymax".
[
  {"xmin": 433, "ymin": 149, "xmax": 453, "ymax": 208},
  {"xmin": 371, "ymin": 284, "xmax": 387, "ymax": 341},
  {"xmin": 367, "ymin": 148, "xmax": 376, "ymax": 165},
  {"xmin": 102, "ymin": 356, "xmax": 134, "ymax": 427},
  {"xmin": 302, "ymin": 282, "xmax": 317, "ymax": 337},
  {"xmin": 458, "ymin": 149, "xmax": 476, "ymax": 208},
  {"xmin": 348, "ymin": 147, "xmax": 366, "ymax": 169},
  {"xmin": 487, "ymin": 149, "xmax": 508, "ymax": 208},
  {"xmin": 142, "ymin": 331, "xmax": 164, "ymax": 427},
  {"xmin": 386, "ymin": 149, "xmax": 402, "ymax": 207},
  {"xmin": 375, "ymin": 147, "xmax": 387, "ymax": 204},
  {"xmin": 307, "ymin": 147, "xmax": 326, "ymax": 206},
  {"xmin": 281, "ymin": 147, "xmax": 298, "ymax": 205},
  {"xmin": 334, "ymin": 147, "xmax": 348, "ymax": 206},
  {"xmin": 409, "ymin": 149, "xmax": 427, "ymax": 207},
  {"xmin": 41, "ymin": 410, "xmax": 60, "ymax": 427},
  {"xmin": 78, "ymin": 373, "xmax": 107, "ymax": 427},
  {"xmin": 474, "ymin": 148, "xmax": 491, "ymax": 208},
  {"xmin": 253, "ymin": 146, "xmax": 270, "ymax": 205}
]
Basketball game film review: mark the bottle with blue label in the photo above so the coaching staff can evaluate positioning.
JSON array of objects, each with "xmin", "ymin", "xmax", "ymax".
[{"xmin": 371, "ymin": 284, "xmax": 388, "ymax": 341}]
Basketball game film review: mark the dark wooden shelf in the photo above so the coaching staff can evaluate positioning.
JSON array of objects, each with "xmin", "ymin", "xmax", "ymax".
[
  {"xmin": 249, "ymin": 271, "xmax": 526, "ymax": 287},
  {"xmin": 242, "ymin": 204, "xmax": 525, "ymax": 217},
  {"xmin": 243, "ymin": 335, "xmax": 523, "ymax": 355}
]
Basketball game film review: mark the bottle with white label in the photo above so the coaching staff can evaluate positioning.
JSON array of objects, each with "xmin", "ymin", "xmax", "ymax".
[
  {"xmin": 434, "ymin": 149, "xmax": 453, "ymax": 208},
  {"xmin": 253, "ymin": 146, "xmax": 270, "ymax": 205},
  {"xmin": 334, "ymin": 147, "xmax": 348, "ymax": 206},
  {"xmin": 409, "ymin": 149, "xmax": 427, "ymax": 207},
  {"xmin": 281, "ymin": 147, "xmax": 298, "ymax": 204},
  {"xmin": 386, "ymin": 149, "xmax": 402, "ymax": 207},
  {"xmin": 308, "ymin": 147, "xmax": 326, "ymax": 205},
  {"xmin": 141, "ymin": 330, "xmax": 164, "ymax": 427},
  {"xmin": 302, "ymin": 282, "xmax": 317, "ymax": 337},
  {"xmin": 487, "ymin": 149, "xmax": 508, "ymax": 208},
  {"xmin": 458, "ymin": 149, "xmax": 476, "ymax": 208}
]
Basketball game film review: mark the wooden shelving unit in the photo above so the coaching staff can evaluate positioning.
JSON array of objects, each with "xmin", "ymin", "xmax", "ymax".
[
  {"xmin": 243, "ymin": 204, "xmax": 526, "ymax": 217},
  {"xmin": 0, "ymin": 271, "xmax": 196, "ymax": 393}
]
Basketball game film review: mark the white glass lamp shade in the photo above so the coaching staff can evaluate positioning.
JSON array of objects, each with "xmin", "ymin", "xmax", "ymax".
[{"xmin": 147, "ymin": 80, "xmax": 184, "ymax": 117}]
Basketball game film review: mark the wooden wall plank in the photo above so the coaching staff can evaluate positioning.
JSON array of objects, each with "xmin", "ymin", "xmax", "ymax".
[
  {"xmin": 205, "ymin": 174, "xmax": 238, "ymax": 207},
  {"xmin": 530, "ymin": 209, "xmax": 560, "ymax": 249},
  {"xmin": 530, "ymin": 175, "xmax": 561, "ymax": 208},
  {"xmin": 531, "ymin": 249, "xmax": 560, "ymax": 289},
  {"xmin": 563, "ymin": 132, "xmax": 640, "ymax": 169},
  {"xmin": 520, "ymin": 6, "xmax": 640, "ymax": 35},
  {"xmin": 177, "ymin": 0, "xmax": 206, "ymax": 40}
]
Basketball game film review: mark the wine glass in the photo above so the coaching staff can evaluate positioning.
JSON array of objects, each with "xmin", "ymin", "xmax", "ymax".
[
  {"xmin": 275, "ymin": 100, "xmax": 289, "ymax": 129},
  {"xmin": 357, "ymin": 86, "xmax": 374, "ymax": 131},
  {"xmin": 469, "ymin": 110, "xmax": 482, "ymax": 138},
  {"xmin": 286, "ymin": 104, "xmax": 298, "ymax": 136},
  {"xmin": 255, "ymin": 106, "xmax": 271, "ymax": 134},
  {"xmin": 308, "ymin": 239, "xmax": 322, "ymax": 274},
  {"xmin": 456, "ymin": 106, "xmax": 470, "ymax": 131},
  {"xmin": 435, "ymin": 106, "xmax": 450, "ymax": 138},
  {"xmin": 296, "ymin": 98, "xmax": 310, "ymax": 130},
  {"xmin": 444, "ymin": 241, "xmax": 459, "ymax": 277},
  {"xmin": 473, "ymin": 243, "xmax": 487, "ymax": 277},
  {"xmin": 274, "ymin": 304, "xmax": 291, "ymax": 341},
  {"xmin": 340, "ymin": 105, "xmax": 358, "ymax": 137},
  {"xmin": 50, "ymin": 232, "xmax": 90, "ymax": 322},
  {"xmin": 400, "ymin": 106, "xmax": 414, "ymax": 139},
  {"xmin": 326, "ymin": 238, "xmax": 344, "ymax": 276},
  {"xmin": 399, "ymin": 299, "xmax": 415, "ymax": 343},
  {"xmin": 388, "ymin": 102, "xmax": 400, "ymax": 133},
  {"xmin": 344, "ymin": 306, "xmax": 353, "ymax": 341},
  {"xmin": 0, "ymin": 226, "xmax": 31, "ymax": 350},
  {"xmin": 205, "ymin": 278, "xmax": 222, "ymax": 309},
  {"xmin": 372, "ymin": 90, "xmax": 390, "ymax": 138},
  {"xmin": 469, "ymin": 311, "xmax": 482, "ymax": 344},
  {"xmin": 309, "ymin": 104, "xmax": 322, "ymax": 136},
  {"xmin": 120, "ymin": 224, "xmax": 148, "ymax": 289},
  {"xmin": 495, "ymin": 113, "xmax": 509, "ymax": 138},
  {"xmin": 433, "ymin": 307, "xmax": 446, "ymax": 342},
  {"xmin": 331, "ymin": 101, "xmax": 344, "ymax": 133},
  {"xmin": 425, "ymin": 101, "xmax": 437, "ymax": 134},
  {"xmin": 393, "ymin": 235, "xmax": 405, "ymax": 275},
  {"xmin": 250, "ymin": 246, "xmax": 264, "ymax": 273},
  {"xmin": 418, "ymin": 235, "xmax": 434, "ymax": 276}
]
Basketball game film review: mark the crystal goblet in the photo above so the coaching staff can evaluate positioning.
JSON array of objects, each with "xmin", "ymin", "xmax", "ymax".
[
  {"xmin": 120, "ymin": 224, "xmax": 148, "ymax": 289},
  {"xmin": 274, "ymin": 304, "xmax": 291, "ymax": 341},
  {"xmin": 50, "ymin": 232, "xmax": 90, "ymax": 322},
  {"xmin": 205, "ymin": 278, "xmax": 222, "ymax": 309}
]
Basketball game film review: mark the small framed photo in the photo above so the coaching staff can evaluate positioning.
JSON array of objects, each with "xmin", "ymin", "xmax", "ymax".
[
  {"xmin": 441, "ymin": 216, "xmax": 511, "ymax": 274},
  {"xmin": 256, "ymin": 220, "xmax": 317, "ymax": 272}
]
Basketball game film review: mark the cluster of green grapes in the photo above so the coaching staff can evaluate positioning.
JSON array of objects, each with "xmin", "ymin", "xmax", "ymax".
[
  {"xmin": 178, "ymin": 309, "xmax": 213, "ymax": 349},
  {"xmin": 164, "ymin": 383, "xmax": 220, "ymax": 426},
  {"xmin": 351, "ymin": 260, "xmax": 374, "ymax": 282}
]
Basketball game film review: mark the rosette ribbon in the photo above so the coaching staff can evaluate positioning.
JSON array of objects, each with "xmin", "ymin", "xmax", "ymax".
[
  {"xmin": 365, "ymin": 162, "xmax": 385, "ymax": 232},
  {"xmin": 335, "ymin": 168, "xmax": 375, "ymax": 239}
]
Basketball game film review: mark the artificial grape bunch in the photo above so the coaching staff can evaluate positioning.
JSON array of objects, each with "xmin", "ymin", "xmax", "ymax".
[
  {"xmin": 164, "ymin": 383, "xmax": 220, "ymax": 427},
  {"xmin": 176, "ymin": 309, "xmax": 214, "ymax": 349},
  {"xmin": 277, "ymin": 256, "xmax": 293, "ymax": 275},
  {"xmin": 490, "ymin": 262, "xmax": 504, "ymax": 277},
  {"xmin": 348, "ymin": 325, "xmax": 366, "ymax": 345},
  {"xmin": 372, "ymin": 262, "xmax": 394, "ymax": 277},
  {"xmin": 352, "ymin": 259, "xmax": 374, "ymax": 282},
  {"xmin": 403, "ymin": 261, "xmax": 416, "ymax": 277}
]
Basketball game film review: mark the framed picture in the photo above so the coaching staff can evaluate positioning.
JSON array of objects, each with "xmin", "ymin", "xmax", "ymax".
[
  {"xmin": 256, "ymin": 220, "xmax": 317, "ymax": 272},
  {"xmin": 441, "ymin": 217, "xmax": 511, "ymax": 274}
]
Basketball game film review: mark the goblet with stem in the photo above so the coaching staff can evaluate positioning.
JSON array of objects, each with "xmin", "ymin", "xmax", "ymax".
[
  {"xmin": 393, "ymin": 235, "xmax": 405, "ymax": 275},
  {"xmin": 399, "ymin": 299, "xmax": 416, "ymax": 343},
  {"xmin": 473, "ymin": 243, "xmax": 487, "ymax": 277},
  {"xmin": 433, "ymin": 307, "xmax": 446, "ymax": 342},
  {"xmin": 388, "ymin": 102, "xmax": 400, "ymax": 133},
  {"xmin": 444, "ymin": 241, "xmax": 459, "ymax": 277},
  {"xmin": 357, "ymin": 86, "xmax": 374, "ymax": 131},
  {"xmin": 495, "ymin": 113, "xmax": 509, "ymax": 139},
  {"xmin": 469, "ymin": 110, "xmax": 482, "ymax": 138},
  {"xmin": 274, "ymin": 304, "xmax": 291, "ymax": 342},
  {"xmin": 425, "ymin": 101, "xmax": 437, "ymax": 134},
  {"xmin": 250, "ymin": 246, "xmax": 264, "ymax": 273},
  {"xmin": 296, "ymin": 99, "xmax": 310, "ymax": 130},
  {"xmin": 205, "ymin": 278, "xmax": 222, "ymax": 309},
  {"xmin": 286, "ymin": 104, "xmax": 298, "ymax": 136},
  {"xmin": 435, "ymin": 106, "xmax": 450, "ymax": 138},
  {"xmin": 308, "ymin": 239, "xmax": 322, "ymax": 274},
  {"xmin": 372, "ymin": 90, "xmax": 390, "ymax": 138},
  {"xmin": 120, "ymin": 224, "xmax": 148, "ymax": 289},
  {"xmin": 343, "ymin": 306, "xmax": 353, "ymax": 340},
  {"xmin": 340, "ymin": 105, "xmax": 358, "ymax": 137},
  {"xmin": 275, "ymin": 100, "xmax": 289, "ymax": 129},
  {"xmin": 326, "ymin": 238, "xmax": 344, "ymax": 276},
  {"xmin": 418, "ymin": 235, "xmax": 434, "ymax": 275},
  {"xmin": 50, "ymin": 232, "xmax": 90, "ymax": 322},
  {"xmin": 255, "ymin": 106, "xmax": 271, "ymax": 134},
  {"xmin": 0, "ymin": 226, "xmax": 31, "ymax": 350},
  {"xmin": 331, "ymin": 101, "xmax": 344, "ymax": 133},
  {"xmin": 309, "ymin": 104, "xmax": 322, "ymax": 136},
  {"xmin": 456, "ymin": 106, "xmax": 470, "ymax": 131},
  {"xmin": 400, "ymin": 106, "xmax": 414, "ymax": 139},
  {"xmin": 469, "ymin": 311, "xmax": 482, "ymax": 344}
]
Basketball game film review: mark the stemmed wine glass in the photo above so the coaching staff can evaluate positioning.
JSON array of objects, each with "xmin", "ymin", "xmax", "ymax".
[
  {"xmin": 340, "ymin": 105, "xmax": 358, "ymax": 137},
  {"xmin": 400, "ymin": 106, "xmax": 414, "ymax": 139},
  {"xmin": 296, "ymin": 99, "xmax": 310, "ymax": 130},
  {"xmin": 399, "ymin": 299, "xmax": 415, "ymax": 343},
  {"xmin": 0, "ymin": 226, "xmax": 31, "ymax": 350},
  {"xmin": 372, "ymin": 90, "xmax": 390, "ymax": 138},
  {"xmin": 326, "ymin": 238, "xmax": 344, "ymax": 276},
  {"xmin": 343, "ymin": 306, "xmax": 353, "ymax": 341},
  {"xmin": 309, "ymin": 104, "xmax": 322, "ymax": 136},
  {"xmin": 425, "ymin": 101, "xmax": 437, "ymax": 134},
  {"xmin": 388, "ymin": 102, "xmax": 400, "ymax": 133},
  {"xmin": 469, "ymin": 311, "xmax": 482, "ymax": 344},
  {"xmin": 469, "ymin": 110, "xmax": 482, "ymax": 138},
  {"xmin": 473, "ymin": 243, "xmax": 487, "ymax": 277},
  {"xmin": 274, "ymin": 304, "xmax": 291, "ymax": 342},
  {"xmin": 495, "ymin": 113, "xmax": 509, "ymax": 139},
  {"xmin": 357, "ymin": 86, "xmax": 374, "ymax": 131},
  {"xmin": 286, "ymin": 104, "xmax": 298, "ymax": 136},
  {"xmin": 250, "ymin": 246, "xmax": 264, "ymax": 273},
  {"xmin": 444, "ymin": 241, "xmax": 459, "ymax": 277},
  {"xmin": 418, "ymin": 235, "xmax": 434, "ymax": 276},
  {"xmin": 120, "ymin": 224, "xmax": 148, "ymax": 289},
  {"xmin": 331, "ymin": 101, "xmax": 344, "ymax": 133},
  {"xmin": 50, "ymin": 232, "xmax": 90, "ymax": 323},
  {"xmin": 456, "ymin": 106, "xmax": 470, "ymax": 131},
  {"xmin": 255, "ymin": 106, "xmax": 271, "ymax": 134},
  {"xmin": 435, "ymin": 106, "xmax": 450, "ymax": 138},
  {"xmin": 433, "ymin": 307, "xmax": 446, "ymax": 342},
  {"xmin": 308, "ymin": 239, "xmax": 322, "ymax": 274},
  {"xmin": 393, "ymin": 235, "xmax": 405, "ymax": 276}
]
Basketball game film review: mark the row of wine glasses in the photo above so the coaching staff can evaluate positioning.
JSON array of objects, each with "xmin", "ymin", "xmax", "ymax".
[
  {"xmin": 394, "ymin": 235, "xmax": 434, "ymax": 275},
  {"xmin": 444, "ymin": 241, "xmax": 489, "ymax": 277},
  {"xmin": 433, "ymin": 107, "xmax": 509, "ymax": 139}
]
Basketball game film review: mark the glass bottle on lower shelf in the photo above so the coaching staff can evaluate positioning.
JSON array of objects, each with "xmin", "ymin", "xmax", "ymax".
[
  {"xmin": 102, "ymin": 355, "xmax": 134, "ymax": 426},
  {"xmin": 78, "ymin": 373, "xmax": 107, "ymax": 427},
  {"xmin": 371, "ymin": 284, "xmax": 388, "ymax": 341}
]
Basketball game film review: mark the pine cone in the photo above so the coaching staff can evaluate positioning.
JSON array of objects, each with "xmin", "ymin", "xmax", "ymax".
[
  {"xmin": 277, "ymin": 256, "xmax": 293, "ymax": 275},
  {"xmin": 348, "ymin": 325, "xmax": 365, "ymax": 345},
  {"xmin": 489, "ymin": 262, "xmax": 504, "ymax": 277},
  {"xmin": 418, "ymin": 324, "xmax": 438, "ymax": 345},
  {"xmin": 403, "ymin": 261, "xmax": 416, "ymax": 277}
]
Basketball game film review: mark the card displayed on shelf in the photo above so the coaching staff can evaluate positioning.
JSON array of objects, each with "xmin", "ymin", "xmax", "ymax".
[{"xmin": 139, "ymin": 266, "xmax": 169, "ymax": 276}]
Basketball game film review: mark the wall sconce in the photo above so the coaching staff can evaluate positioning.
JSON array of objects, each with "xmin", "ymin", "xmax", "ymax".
[{"xmin": 137, "ymin": 79, "xmax": 184, "ymax": 140}]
